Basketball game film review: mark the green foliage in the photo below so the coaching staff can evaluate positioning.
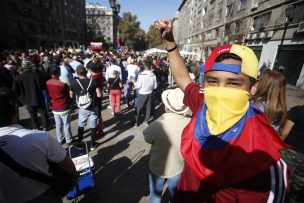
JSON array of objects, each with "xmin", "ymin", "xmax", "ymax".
[
  {"xmin": 146, "ymin": 25, "xmax": 163, "ymax": 48},
  {"xmin": 118, "ymin": 12, "xmax": 147, "ymax": 50}
]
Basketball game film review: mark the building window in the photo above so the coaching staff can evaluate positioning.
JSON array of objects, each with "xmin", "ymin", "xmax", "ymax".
[
  {"xmin": 210, "ymin": 0, "xmax": 215, "ymax": 7},
  {"xmin": 293, "ymin": 4, "xmax": 304, "ymax": 22},
  {"xmin": 252, "ymin": 12, "xmax": 271, "ymax": 30},
  {"xmin": 226, "ymin": 4, "xmax": 233, "ymax": 18},
  {"xmin": 218, "ymin": 9, "xmax": 222, "ymax": 18},
  {"xmin": 203, "ymin": 7, "xmax": 207, "ymax": 16},
  {"xmin": 240, "ymin": 0, "xmax": 247, "ymax": 10}
]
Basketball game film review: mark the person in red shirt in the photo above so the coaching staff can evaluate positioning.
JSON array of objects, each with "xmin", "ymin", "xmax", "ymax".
[
  {"xmin": 46, "ymin": 63, "xmax": 73, "ymax": 145},
  {"xmin": 155, "ymin": 19, "xmax": 289, "ymax": 203}
]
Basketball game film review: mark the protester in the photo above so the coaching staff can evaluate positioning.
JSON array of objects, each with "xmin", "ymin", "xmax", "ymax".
[
  {"xmin": 126, "ymin": 58, "xmax": 139, "ymax": 80},
  {"xmin": 124, "ymin": 80, "xmax": 134, "ymax": 107},
  {"xmin": 280, "ymin": 105, "xmax": 304, "ymax": 203},
  {"xmin": 199, "ymin": 61, "xmax": 205, "ymax": 85},
  {"xmin": 69, "ymin": 55, "xmax": 82, "ymax": 77},
  {"xmin": 70, "ymin": 65, "xmax": 102, "ymax": 150},
  {"xmin": 0, "ymin": 87, "xmax": 77, "ymax": 203},
  {"xmin": 251, "ymin": 69, "xmax": 287, "ymax": 132},
  {"xmin": 46, "ymin": 63, "xmax": 73, "ymax": 145},
  {"xmin": 59, "ymin": 58, "xmax": 74, "ymax": 86},
  {"xmin": 87, "ymin": 60, "xmax": 104, "ymax": 137},
  {"xmin": 13, "ymin": 61, "xmax": 49, "ymax": 130},
  {"xmin": 143, "ymin": 88, "xmax": 190, "ymax": 203},
  {"xmin": 107, "ymin": 70, "xmax": 123, "ymax": 115},
  {"xmin": 134, "ymin": 59, "xmax": 158, "ymax": 127},
  {"xmin": 155, "ymin": 19, "xmax": 288, "ymax": 202},
  {"xmin": 105, "ymin": 59, "xmax": 122, "ymax": 109}
]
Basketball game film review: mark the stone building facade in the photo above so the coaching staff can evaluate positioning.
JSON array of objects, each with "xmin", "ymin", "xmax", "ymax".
[
  {"xmin": 177, "ymin": 0, "xmax": 304, "ymax": 86},
  {"xmin": 86, "ymin": 4, "xmax": 115, "ymax": 43},
  {"xmin": 0, "ymin": 0, "xmax": 86, "ymax": 49},
  {"xmin": 86, "ymin": 4, "xmax": 116, "ymax": 45}
]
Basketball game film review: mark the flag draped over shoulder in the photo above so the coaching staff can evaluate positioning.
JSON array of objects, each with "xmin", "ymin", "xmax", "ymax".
[{"xmin": 181, "ymin": 103, "xmax": 287, "ymax": 187}]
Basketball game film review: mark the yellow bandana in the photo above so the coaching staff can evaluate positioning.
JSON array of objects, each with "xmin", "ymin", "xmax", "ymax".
[{"xmin": 204, "ymin": 87, "xmax": 249, "ymax": 135}]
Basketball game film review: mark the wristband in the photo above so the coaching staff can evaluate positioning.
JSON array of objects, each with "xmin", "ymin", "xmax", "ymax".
[{"xmin": 166, "ymin": 45, "xmax": 177, "ymax": 52}]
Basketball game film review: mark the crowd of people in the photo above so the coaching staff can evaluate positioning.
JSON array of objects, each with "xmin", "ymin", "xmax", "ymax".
[{"xmin": 0, "ymin": 20, "xmax": 303, "ymax": 203}]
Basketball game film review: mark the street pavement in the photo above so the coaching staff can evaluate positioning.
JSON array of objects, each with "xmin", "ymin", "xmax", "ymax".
[
  {"xmin": 19, "ymin": 93, "xmax": 165, "ymax": 203},
  {"xmin": 17, "ymin": 85, "xmax": 303, "ymax": 203}
]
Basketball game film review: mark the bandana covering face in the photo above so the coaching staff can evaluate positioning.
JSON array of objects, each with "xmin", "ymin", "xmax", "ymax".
[{"xmin": 204, "ymin": 87, "xmax": 249, "ymax": 135}]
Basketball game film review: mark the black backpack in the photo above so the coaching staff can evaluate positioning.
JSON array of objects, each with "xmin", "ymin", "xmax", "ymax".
[{"xmin": 76, "ymin": 78, "xmax": 93, "ymax": 109}]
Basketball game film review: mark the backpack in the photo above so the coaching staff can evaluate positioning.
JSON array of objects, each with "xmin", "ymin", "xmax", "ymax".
[{"xmin": 76, "ymin": 78, "xmax": 93, "ymax": 109}]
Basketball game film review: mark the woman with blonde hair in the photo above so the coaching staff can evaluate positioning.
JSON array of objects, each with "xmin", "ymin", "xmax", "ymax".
[{"xmin": 251, "ymin": 69, "xmax": 287, "ymax": 132}]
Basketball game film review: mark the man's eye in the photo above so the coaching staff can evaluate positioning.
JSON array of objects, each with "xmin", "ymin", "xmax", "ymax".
[
  {"xmin": 207, "ymin": 80, "xmax": 216, "ymax": 84},
  {"xmin": 228, "ymin": 82, "xmax": 240, "ymax": 86}
]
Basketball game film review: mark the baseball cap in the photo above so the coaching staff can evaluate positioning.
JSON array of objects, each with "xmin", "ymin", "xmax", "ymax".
[{"xmin": 204, "ymin": 44, "xmax": 259, "ymax": 79}]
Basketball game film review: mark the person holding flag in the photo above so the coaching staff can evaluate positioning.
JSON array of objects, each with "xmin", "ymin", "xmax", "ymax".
[{"xmin": 155, "ymin": 19, "xmax": 289, "ymax": 203}]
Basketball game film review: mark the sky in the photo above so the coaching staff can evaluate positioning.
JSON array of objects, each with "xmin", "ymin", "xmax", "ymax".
[{"xmin": 86, "ymin": 0, "xmax": 180, "ymax": 32}]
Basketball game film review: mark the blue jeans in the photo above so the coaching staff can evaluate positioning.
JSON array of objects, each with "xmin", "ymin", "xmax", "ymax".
[
  {"xmin": 78, "ymin": 107, "xmax": 98, "ymax": 128},
  {"xmin": 149, "ymin": 171, "xmax": 181, "ymax": 203},
  {"xmin": 53, "ymin": 111, "xmax": 73, "ymax": 143}
]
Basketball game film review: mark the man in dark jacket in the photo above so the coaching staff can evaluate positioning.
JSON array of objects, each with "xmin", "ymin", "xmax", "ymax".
[{"xmin": 13, "ymin": 61, "xmax": 49, "ymax": 130}]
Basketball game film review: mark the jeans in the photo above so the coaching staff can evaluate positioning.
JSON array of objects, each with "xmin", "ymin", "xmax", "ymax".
[
  {"xmin": 281, "ymin": 148, "xmax": 304, "ymax": 203},
  {"xmin": 53, "ymin": 111, "xmax": 73, "ymax": 143},
  {"xmin": 149, "ymin": 171, "xmax": 181, "ymax": 203},
  {"xmin": 78, "ymin": 107, "xmax": 98, "ymax": 128},
  {"xmin": 26, "ymin": 105, "xmax": 48, "ymax": 129},
  {"xmin": 110, "ymin": 89, "xmax": 121, "ymax": 113}
]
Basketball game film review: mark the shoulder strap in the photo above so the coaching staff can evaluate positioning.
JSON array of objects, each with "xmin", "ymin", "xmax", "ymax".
[
  {"xmin": 86, "ymin": 77, "xmax": 92, "ymax": 91},
  {"xmin": 76, "ymin": 79, "xmax": 84, "ymax": 90},
  {"xmin": 76, "ymin": 78, "xmax": 92, "ymax": 91},
  {"xmin": 0, "ymin": 148, "xmax": 51, "ymax": 184},
  {"xmin": 110, "ymin": 77, "xmax": 119, "ymax": 88}
]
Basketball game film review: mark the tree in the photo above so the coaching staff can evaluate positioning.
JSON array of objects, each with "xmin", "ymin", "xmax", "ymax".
[
  {"xmin": 146, "ymin": 25, "xmax": 163, "ymax": 48},
  {"xmin": 118, "ymin": 12, "xmax": 147, "ymax": 50}
]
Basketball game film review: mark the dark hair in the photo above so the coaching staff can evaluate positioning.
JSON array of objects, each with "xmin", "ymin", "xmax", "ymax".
[
  {"xmin": 215, "ymin": 53, "xmax": 242, "ymax": 62},
  {"xmin": 87, "ymin": 61, "xmax": 103, "ymax": 73},
  {"xmin": 215, "ymin": 53, "xmax": 256, "ymax": 89},
  {"xmin": 0, "ymin": 88, "xmax": 16, "ymax": 127},
  {"xmin": 76, "ymin": 64, "xmax": 87, "ymax": 76},
  {"xmin": 50, "ymin": 63, "xmax": 60, "ymax": 75}
]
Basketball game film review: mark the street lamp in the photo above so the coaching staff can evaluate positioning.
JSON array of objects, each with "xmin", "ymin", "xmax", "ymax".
[
  {"xmin": 109, "ymin": 0, "xmax": 120, "ymax": 46},
  {"xmin": 274, "ymin": 5, "xmax": 295, "ymax": 67}
]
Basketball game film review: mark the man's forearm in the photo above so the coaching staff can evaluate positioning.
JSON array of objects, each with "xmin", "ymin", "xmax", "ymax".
[{"xmin": 165, "ymin": 41, "xmax": 192, "ymax": 92}]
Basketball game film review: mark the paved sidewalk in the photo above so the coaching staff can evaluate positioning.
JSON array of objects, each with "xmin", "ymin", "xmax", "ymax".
[{"xmin": 18, "ymin": 96, "xmax": 166, "ymax": 203}]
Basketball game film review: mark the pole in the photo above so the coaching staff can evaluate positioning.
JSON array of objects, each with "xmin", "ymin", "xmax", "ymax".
[{"xmin": 274, "ymin": 19, "xmax": 288, "ymax": 67}]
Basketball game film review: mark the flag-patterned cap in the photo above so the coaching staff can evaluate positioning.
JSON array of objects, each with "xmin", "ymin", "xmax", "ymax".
[{"xmin": 204, "ymin": 44, "xmax": 259, "ymax": 79}]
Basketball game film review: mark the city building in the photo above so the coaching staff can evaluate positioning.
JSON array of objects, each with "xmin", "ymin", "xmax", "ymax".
[
  {"xmin": 176, "ymin": 0, "xmax": 304, "ymax": 86},
  {"xmin": 86, "ymin": 3, "xmax": 120, "ymax": 46},
  {"xmin": 0, "ymin": 0, "xmax": 86, "ymax": 49}
]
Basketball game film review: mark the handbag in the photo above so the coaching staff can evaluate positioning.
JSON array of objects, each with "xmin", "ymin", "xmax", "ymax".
[{"xmin": 0, "ymin": 148, "xmax": 77, "ymax": 196}]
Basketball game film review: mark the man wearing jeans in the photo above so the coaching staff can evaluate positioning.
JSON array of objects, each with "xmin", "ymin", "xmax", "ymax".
[
  {"xmin": 47, "ymin": 64, "xmax": 73, "ymax": 145},
  {"xmin": 70, "ymin": 65, "xmax": 101, "ymax": 150},
  {"xmin": 143, "ymin": 88, "xmax": 190, "ymax": 202}
]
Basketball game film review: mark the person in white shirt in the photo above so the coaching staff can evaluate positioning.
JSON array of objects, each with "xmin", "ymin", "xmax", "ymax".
[
  {"xmin": 105, "ymin": 59, "xmax": 122, "ymax": 108},
  {"xmin": 134, "ymin": 59, "xmax": 157, "ymax": 127},
  {"xmin": 126, "ymin": 58, "xmax": 139, "ymax": 80},
  {"xmin": 69, "ymin": 55, "xmax": 82, "ymax": 77},
  {"xmin": 0, "ymin": 87, "xmax": 77, "ymax": 203}
]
